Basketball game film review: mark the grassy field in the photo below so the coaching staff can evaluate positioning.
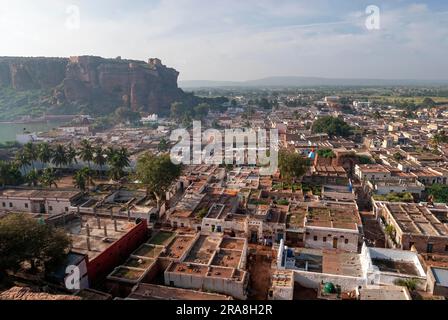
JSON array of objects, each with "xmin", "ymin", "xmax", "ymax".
[{"xmin": 367, "ymin": 96, "xmax": 448, "ymax": 104}]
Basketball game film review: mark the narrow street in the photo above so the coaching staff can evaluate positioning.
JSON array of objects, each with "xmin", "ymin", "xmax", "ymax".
[
  {"xmin": 247, "ymin": 245, "xmax": 273, "ymax": 300},
  {"xmin": 360, "ymin": 211, "xmax": 386, "ymax": 248}
]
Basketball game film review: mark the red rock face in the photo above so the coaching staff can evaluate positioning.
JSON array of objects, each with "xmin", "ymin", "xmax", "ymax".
[
  {"xmin": 61, "ymin": 56, "xmax": 184, "ymax": 114},
  {"xmin": 0, "ymin": 56, "xmax": 185, "ymax": 115}
]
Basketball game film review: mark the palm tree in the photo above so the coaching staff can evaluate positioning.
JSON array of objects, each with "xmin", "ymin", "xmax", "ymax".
[
  {"xmin": 0, "ymin": 161, "xmax": 17, "ymax": 187},
  {"xmin": 73, "ymin": 167, "xmax": 94, "ymax": 192},
  {"xmin": 23, "ymin": 142, "xmax": 38, "ymax": 170},
  {"xmin": 107, "ymin": 147, "xmax": 130, "ymax": 181},
  {"xmin": 52, "ymin": 144, "xmax": 68, "ymax": 169},
  {"xmin": 37, "ymin": 143, "xmax": 53, "ymax": 168},
  {"xmin": 26, "ymin": 169, "xmax": 40, "ymax": 187},
  {"xmin": 40, "ymin": 168, "xmax": 59, "ymax": 188},
  {"xmin": 79, "ymin": 139, "xmax": 94, "ymax": 169},
  {"xmin": 66, "ymin": 144, "xmax": 78, "ymax": 168},
  {"xmin": 93, "ymin": 146, "xmax": 107, "ymax": 176},
  {"xmin": 14, "ymin": 150, "xmax": 31, "ymax": 174}
]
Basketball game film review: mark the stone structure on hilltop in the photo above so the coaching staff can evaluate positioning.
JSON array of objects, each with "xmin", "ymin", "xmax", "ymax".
[{"xmin": 0, "ymin": 56, "xmax": 185, "ymax": 114}]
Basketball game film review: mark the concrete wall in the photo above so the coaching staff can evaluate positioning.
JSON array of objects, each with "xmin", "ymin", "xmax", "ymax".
[
  {"xmin": 293, "ymin": 270, "xmax": 365, "ymax": 292},
  {"xmin": 304, "ymin": 227, "xmax": 359, "ymax": 252},
  {"xmin": 164, "ymin": 268, "xmax": 247, "ymax": 300},
  {"xmin": 0, "ymin": 197, "xmax": 71, "ymax": 215}
]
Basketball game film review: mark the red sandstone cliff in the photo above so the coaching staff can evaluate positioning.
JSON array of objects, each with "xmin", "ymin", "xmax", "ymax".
[{"xmin": 0, "ymin": 56, "xmax": 185, "ymax": 115}]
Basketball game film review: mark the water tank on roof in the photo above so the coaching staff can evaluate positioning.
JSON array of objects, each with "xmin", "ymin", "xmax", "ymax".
[{"xmin": 323, "ymin": 282, "xmax": 336, "ymax": 294}]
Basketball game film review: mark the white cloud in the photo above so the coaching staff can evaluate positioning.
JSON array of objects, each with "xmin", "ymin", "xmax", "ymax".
[{"xmin": 0, "ymin": 0, "xmax": 446, "ymax": 80}]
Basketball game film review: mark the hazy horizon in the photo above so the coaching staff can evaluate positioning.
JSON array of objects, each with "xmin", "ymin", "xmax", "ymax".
[{"xmin": 1, "ymin": 0, "xmax": 447, "ymax": 81}]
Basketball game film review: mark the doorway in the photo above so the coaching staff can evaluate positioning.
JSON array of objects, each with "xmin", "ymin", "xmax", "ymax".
[{"xmin": 333, "ymin": 238, "xmax": 338, "ymax": 249}]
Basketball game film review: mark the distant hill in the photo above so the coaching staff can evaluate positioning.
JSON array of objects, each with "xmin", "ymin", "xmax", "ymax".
[
  {"xmin": 180, "ymin": 76, "xmax": 448, "ymax": 88},
  {"xmin": 0, "ymin": 56, "xmax": 185, "ymax": 120}
]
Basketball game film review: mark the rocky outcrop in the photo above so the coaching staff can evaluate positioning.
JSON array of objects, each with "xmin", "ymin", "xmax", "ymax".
[{"xmin": 0, "ymin": 56, "xmax": 185, "ymax": 115}]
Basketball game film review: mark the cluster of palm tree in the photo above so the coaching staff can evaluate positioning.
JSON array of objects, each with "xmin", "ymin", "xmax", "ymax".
[
  {"xmin": 1, "ymin": 140, "xmax": 131, "ymax": 190},
  {"xmin": 26, "ymin": 168, "xmax": 59, "ymax": 188},
  {"xmin": 14, "ymin": 142, "xmax": 78, "ymax": 172},
  {"xmin": 0, "ymin": 161, "xmax": 22, "ymax": 187}
]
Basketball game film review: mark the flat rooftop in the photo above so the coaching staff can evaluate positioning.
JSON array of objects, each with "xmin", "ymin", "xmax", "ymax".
[
  {"xmin": 293, "ymin": 248, "xmax": 363, "ymax": 277},
  {"xmin": 357, "ymin": 164, "xmax": 390, "ymax": 173},
  {"xmin": 322, "ymin": 250, "xmax": 363, "ymax": 277},
  {"xmin": 211, "ymin": 249, "xmax": 242, "ymax": 269},
  {"xmin": 184, "ymin": 235, "xmax": 220, "ymax": 265},
  {"xmin": 305, "ymin": 202, "xmax": 360, "ymax": 231},
  {"xmin": 385, "ymin": 203, "xmax": 448, "ymax": 237},
  {"xmin": 431, "ymin": 267, "xmax": 448, "ymax": 287},
  {"xmin": 159, "ymin": 235, "xmax": 196, "ymax": 260},
  {"xmin": 360, "ymin": 286, "xmax": 410, "ymax": 300},
  {"xmin": 128, "ymin": 283, "xmax": 232, "ymax": 300},
  {"xmin": 271, "ymin": 270, "xmax": 294, "ymax": 288},
  {"xmin": 372, "ymin": 258, "xmax": 420, "ymax": 276},
  {"xmin": 313, "ymin": 166, "xmax": 347, "ymax": 177},
  {"xmin": 0, "ymin": 188, "xmax": 81, "ymax": 200},
  {"xmin": 70, "ymin": 216, "xmax": 139, "ymax": 260},
  {"xmin": 220, "ymin": 238, "xmax": 246, "ymax": 251}
]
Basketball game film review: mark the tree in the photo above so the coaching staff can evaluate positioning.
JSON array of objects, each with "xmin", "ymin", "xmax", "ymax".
[
  {"xmin": 317, "ymin": 149, "xmax": 335, "ymax": 158},
  {"xmin": 23, "ymin": 142, "xmax": 38, "ymax": 170},
  {"xmin": 107, "ymin": 147, "xmax": 130, "ymax": 181},
  {"xmin": 74, "ymin": 167, "xmax": 94, "ymax": 192},
  {"xmin": 93, "ymin": 146, "xmax": 107, "ymax": 175},
  {"xmin": 393, "ymin": 152, "xmax": 405, "ymax": 161},
  {"xmin": 135, "ymin": 153, "xmax": 182, "ymax": 208},
  {"xmin": 79, "ymin": 140, "xmax": 94, "ymax": 169},
  {"xmin": 0, "ymin": 161, "xmax": 22, "ymax": 187},
  {"xmin": 115, "ymin": 106, "xmax": 140, "ymax": 124},
  {"xmin": 66, "ymin": 144, "xmax": 78, "ymax": 167},
  {"xmin": 311, "ymin": 116, "xmax": 353, "ymax": 137},
  {"xmin": 158, "ymin": 138, "xmax": 169, "ymax": 152},
  {"xmin": 430, "ymin": 131, "xmax": 448, "ymax": 151},
  {"xmin": 428, "ymin": 184, "xmax": 448, "ymax": 203},
  {"xmin": 421, "ymin": 97, "xmax": 436, "ymax": 109},
  {"xmin": 278, "ymin": 151, "xmax": 309, "ymax": 184},
  {"xmin": 15, "ymin": 150, "xmax": 31, "ymax": 174},
  {"xmin": 40, "ymin": 168, "xmax": 59, "ymax": 188},
  {"xmin": 193, "ymin": 103, "xmax": 210, "ymax": 120},
  {"xmin": 37, "ymin": 143, "xmax": 53, "ymax": 168},
  {"xmin": 52, "ymin": 144, "xmax": 67, "ymax": 169},
  {"xmin": 26, "ymin": 169, "xmax": 40, "ymax": 187},
  {"xmin": 0, "ymin": 213, "xmax": 71, "ymax": 275}
]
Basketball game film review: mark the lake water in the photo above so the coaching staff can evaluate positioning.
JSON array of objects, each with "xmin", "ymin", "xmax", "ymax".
[{"xmin": 0, "ymin": 120, "xmax": 68, "ymax": 143}]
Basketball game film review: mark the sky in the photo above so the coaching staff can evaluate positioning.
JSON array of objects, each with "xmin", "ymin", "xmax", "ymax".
[{"xmin": 0, "ymin": 0, "xmax": 447, "ymax": 81}]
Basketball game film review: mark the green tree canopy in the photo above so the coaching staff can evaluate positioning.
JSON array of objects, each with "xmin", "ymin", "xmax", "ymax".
[
  {"xmin": 278, "ymin": 150, "xmax": 309, "ymax": 184},
  {"xmin": 311, "ymin": 116, "xmax": 353, "ymax": 137},
  {"xmin": 428, "ymin": 184, "xmax": 448, "ymax": 203},
  {"xmin": 135, "ymin": 153, "xmax": 182, "ymax": 207},
  {"xmin": 0, "ymin": 213, "xmax": 71, "ymax": 274}
]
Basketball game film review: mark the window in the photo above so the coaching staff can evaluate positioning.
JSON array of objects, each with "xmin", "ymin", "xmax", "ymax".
[
  {"xmin": 427, "ymin": 243, "xmax": 434, "ymax": 253},
  {"xmin": 65, "ymin": 207, "xmax": 69, "ymax": 212},
  {"xmin": 323, "ymin": 237, "xmax": 327, "ymax": 242},
  {"xmin": 48, "ymin": 206, "xmax": 53, "ymax": 211},
  {"xmin": 313, "ymin": 236, "xmax": 318, "ymax": 241},
  {"xmin": 445, "ymin": 245, "xmax": 448, "ymax": 252},
  {"xmin": 25, "ymin": 203, "xmax": 29, "ymax": 208},
  {"xmin": 9, "ymin": 203, "xmax": 12, "ymax": 208},
  {"xmin": 344, "ymin": 239, "xmax": 349, "ymax": 244},
  {"xmin": 2, "ymin": 202, "xmax": 5, "ymax": 207}
]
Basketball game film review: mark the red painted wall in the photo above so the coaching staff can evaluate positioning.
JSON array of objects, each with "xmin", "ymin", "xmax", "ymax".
[{"xmin": 87, "ymin": 220, "xmax": 148, "ymax": 284}]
